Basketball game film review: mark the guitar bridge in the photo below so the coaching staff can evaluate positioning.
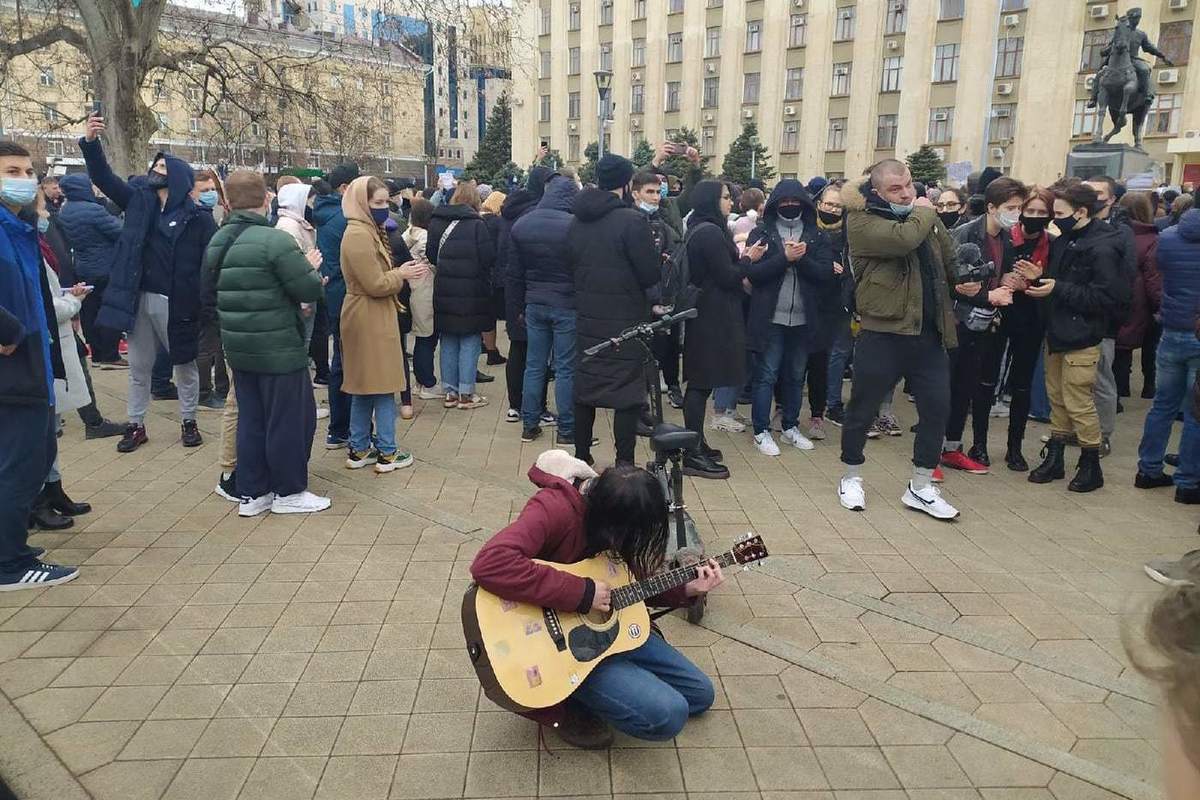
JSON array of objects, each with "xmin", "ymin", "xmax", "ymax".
[{"xmin": 542, "ymin": 608, "xmax": 567, "ymax": 652}]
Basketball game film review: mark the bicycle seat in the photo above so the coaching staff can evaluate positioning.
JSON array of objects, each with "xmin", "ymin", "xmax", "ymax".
[{"xmin": 650, "ymin": 422, "xmax": 700, "ymax": 454}]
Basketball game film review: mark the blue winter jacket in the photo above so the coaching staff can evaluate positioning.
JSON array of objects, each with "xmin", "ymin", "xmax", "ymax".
[
  {"xmin": 1155, "ymin": 208, "xmax": 1200, "ymax": 332},
  {"xmin": 55, "ymin": 174, "xmax": 122, "ymax": 282},
  {"xmin": 508, "ymin": 176, "xmax": 580, "ymax": 310},
  {"xmin": 312, "ymin": 193, "xmax": 348, "ymax": 323}
]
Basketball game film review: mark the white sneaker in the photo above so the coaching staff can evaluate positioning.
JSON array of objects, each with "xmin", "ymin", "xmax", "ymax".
[
  {"xmin": 902, "ymin": 482, "xmax": 960, "ymax": 520},
  {"xmin": 316, "ymin": 407, "xmax": 330, "ymax": 420},
  {"xmin": 505, "ymin": 408, "xmax": 520, "ymax": 423},
  {"xmin": 838, "ymin": 476, "xmax": 865, "ymax": 511},
  {"xmin": 990, "ymin": 401, "xmax": 1010, "ymax": 418},
  {"xmin": 418, "ymin": 386, "xmax": 442, "ymax": 400},
  {"xmin": 710, "ymin": 414, "xmax": 746, "ymax": 433},
  {"xmin": 271, "ymin": 491, "xmax": 331, "ymax": 514},
  {"xmin": 754, "ymin": 431, "xmax": 781, "ymax": 456},
  {"xmin": 781, "ymin": 427, "xmax": 816, "ymax": 451},
  {"xmin": 238, "ymin": 493, "xmax": 274, "ymax": 517}
]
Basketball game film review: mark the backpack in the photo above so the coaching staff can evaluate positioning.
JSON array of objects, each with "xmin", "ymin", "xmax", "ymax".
[{"xmin": 661, "ymin": 221, "xmax": 715, "ymax": 312}]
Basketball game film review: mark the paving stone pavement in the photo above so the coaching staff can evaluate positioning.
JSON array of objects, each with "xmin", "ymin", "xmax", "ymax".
[{"xmin": 0, "ymin": 358, "xmax": 1189, "ymax": 800}]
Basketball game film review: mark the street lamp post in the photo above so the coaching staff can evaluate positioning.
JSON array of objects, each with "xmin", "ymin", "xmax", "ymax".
[
  {"xmin": 594, "ymin": 69, "xmax": 613, "ymax": 160},
  {"xmin": 750, "ymin": 133, "xmax": 757, "ymax": 182}
]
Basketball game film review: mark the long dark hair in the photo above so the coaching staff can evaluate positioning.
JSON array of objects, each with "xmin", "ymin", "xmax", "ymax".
[{"xmin": 583, "ymin": 465, "xmax": 669, "ymax": 579}]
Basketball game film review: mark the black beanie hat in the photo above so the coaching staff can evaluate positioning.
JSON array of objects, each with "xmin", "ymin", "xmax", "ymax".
[
  {"xmin": 596, "ymin": 154, "xmax": 635, "ymax": 191},
  {"xmin": 328, "ymin": 163, "xmax": 360, "ymax": 191}
]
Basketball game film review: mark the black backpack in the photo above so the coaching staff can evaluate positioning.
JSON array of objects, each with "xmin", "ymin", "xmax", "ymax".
[{"xmin": 661, "ymin": 221, "xmax": 716, "ymax": 312}]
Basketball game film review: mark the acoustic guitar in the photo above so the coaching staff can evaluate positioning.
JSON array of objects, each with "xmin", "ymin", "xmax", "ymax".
[{"xmin": 461, "ymin": 534, "xmax": 769, "ymax": 711}]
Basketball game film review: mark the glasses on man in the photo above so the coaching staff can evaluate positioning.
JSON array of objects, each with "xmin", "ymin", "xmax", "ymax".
[
  {"xmin": 819, "ymin": 201, "xmax": 843, "ymax": 211},
  {"xmin": 934, "ymin": 200, "xmax": 962, "ymax": 211}
]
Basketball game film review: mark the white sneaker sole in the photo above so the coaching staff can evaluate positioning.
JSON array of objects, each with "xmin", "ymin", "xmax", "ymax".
[
  {"xmin": 782, "ymin": 437, "xmax": 815, "ymax": 451},
  {"xmin": 325, "ymin": 441, "xmax": 348, "ymax": 450},
  {"xmin": 0, "ymin": 570, "xmax": 80, "ymax": 591},
  {"xmin": 271, "ymin": 499, "xmax": 332, "ymax": 514},
  {"xmin": 214, "ymin": 484, "xmax": 239, "ymax": 503},
  {"xmin": 838, "ymin": 492, "xmax": 865, "ymax": 512},
  {"xmin": 374, "ymin": 455, "xmax": 415, "ymax": 473},
  {"xmin": 901, "ymin": 490, "xmax": 959, "ymax": 520},
  {"xmin": 238, "ymin": 502, "xmax": 273, "ymax": 518},
  {"xmin": 756, "ymin": 444, "xmax": 781, "ymax": 457}
]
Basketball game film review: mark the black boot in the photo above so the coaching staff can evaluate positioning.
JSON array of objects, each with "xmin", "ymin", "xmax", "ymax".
[
  {"xmin": 1068, "ymin": 447, "xmax": 1104, "ymax": 493},
  {"xmin": 682, "ymin": 451, "xmax": 730, "ymax": 480},
  {"xmin": 1005, "ymin": 439, "xmax": 1029, "ymax": 472},
  {"xmin": 29, "ymin": 499, "xmax": 74, "ymax": 531},
  {"xmin": 967, "ymin": 443, "xmax": 990, "ymax": 468},
  {"xmin": 42, "ymin": 480, "xmax": 91, "ymax": 516},
  {"xmin": 1028, "ymin": 438, "xmax": 1066, "ymax": 484}
]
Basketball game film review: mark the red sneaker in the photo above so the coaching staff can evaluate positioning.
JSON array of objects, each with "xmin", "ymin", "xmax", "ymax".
[
  {"xmin": 941, "ymin": 449, "xmax": 989, "ymax": 474},
  {"xmin": 932, "ymin": 466, "xmax": 945, "ymax": 483}
]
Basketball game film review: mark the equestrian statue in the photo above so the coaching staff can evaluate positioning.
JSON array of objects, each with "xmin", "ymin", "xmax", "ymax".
[{"xmin": 1086, "ymin": 7, "xmax": 1173, "ymax": 149}]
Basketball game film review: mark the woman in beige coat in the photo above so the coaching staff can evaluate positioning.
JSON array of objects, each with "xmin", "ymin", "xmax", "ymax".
[{"xmin": 339, "ymin": 176, "xmax": 428, "ymax": 473}]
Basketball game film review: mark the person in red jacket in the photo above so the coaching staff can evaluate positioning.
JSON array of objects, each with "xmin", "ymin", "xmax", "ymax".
[{"xmin": 470, "ymin": 451, "xmax": 724, "ymax": 748}]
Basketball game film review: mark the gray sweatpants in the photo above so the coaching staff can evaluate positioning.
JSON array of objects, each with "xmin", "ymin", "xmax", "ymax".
[
  {"xmin": 127, "ymin": 292, "xmax": 199, "ymax": 424},
  {"xmin": 1093, "ymin": 337, "xmax": 1117, "ymax": 440}
]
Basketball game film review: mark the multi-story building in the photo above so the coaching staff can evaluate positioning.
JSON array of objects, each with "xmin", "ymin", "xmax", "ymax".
[{"xmin": 513, "ymin": 0, "xmax": 1200, "ymax": 185}]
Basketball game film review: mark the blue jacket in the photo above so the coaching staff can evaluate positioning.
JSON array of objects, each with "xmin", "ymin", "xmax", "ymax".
[
  {"xmin": 1155, "ymin": 208, "xmax": 1200, "ymax": 332},
  {"xmin": 80, "ymin": 138, "xmax": 216, "ymax": 364},
  {"xmin": 509, "ymin": 176, "xmax": 579, "ymax": 311},
  {"xmin": 312, "ymin": 193, "xmax": 349, "ymax": 321},
  {"xmin": 0, "ymin": 204, "xmax": 54, "ymax": 405},
  {"xmin": 55, "ymin": 174, "xmax": 122, "ymax": 282}
]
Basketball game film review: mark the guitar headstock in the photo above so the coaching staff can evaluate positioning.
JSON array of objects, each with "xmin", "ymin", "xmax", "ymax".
[{"xmin": 731, "ymin": 534, "xmax": 769, "ymax": 568}]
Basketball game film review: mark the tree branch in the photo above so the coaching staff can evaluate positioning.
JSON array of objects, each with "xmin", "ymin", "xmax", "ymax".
[{"xmin": 0, "ymin": 24, "xmax": 87, "ymax": 60}]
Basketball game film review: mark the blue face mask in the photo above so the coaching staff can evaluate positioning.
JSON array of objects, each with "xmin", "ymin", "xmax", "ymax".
[
  {"xmin": 889, "ymin": 201, "xmax": 915, "ymax": 217},
  {"xmin": 37, "ymin": 217, "xmax": 49, "ymax": 234},
  {"xmin": 0, "ymin": 177, "xmax": 38, "ymax": 207},
  {"xmin": 637, "ymin": 200, "xmax": 658, "ymax": 215},
  {"xmin": 197, "ymin": 189, "xmax": 219, "ymax": 208},
  {"xmin": 659, "ymin": 183, "xmax": 668, "ymax": 200},
  {"xmin": 371, "ymin": 207, "xmax": 390, "ymax": 225}
]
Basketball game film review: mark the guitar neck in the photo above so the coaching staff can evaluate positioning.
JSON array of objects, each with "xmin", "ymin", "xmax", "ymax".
[{"xmin": 611, "ymin": 550, "xmax": 738, "ymax": 610}]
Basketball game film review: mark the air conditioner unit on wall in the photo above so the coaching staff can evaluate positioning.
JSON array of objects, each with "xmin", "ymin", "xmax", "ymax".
[
  {"xmin": 1003, "ymin": 14, "xmax": 1020, "ymax": 27},
  {"xmin": 704, "ymin": 113, "xmax": 714, "ymax": 122},
  {"xmin": 996, "ymin": 82, "xmax": 1013, "ymax": 95},
  {"xmin": 1169, "ymin": 0, "xmax": 1188, "ymax": 9},
  {"xmin": 569, "ymin": 123, "xmax": 577, "ymax": 131},
  {"xmin": 887, "ymin": 40, "xmax": 900, "ymax": 51},
  {"xmin": 1185, "ymin": 129, "xmax": 1200, "ymax": 138},
  {"xmin": 706, "ymin": 63, "xmax": 717, "ymax": 73},
  {"xmin": 1085, "ymin": 74, "xmax": 1097, "ymax": 89},
  {"xmin": 743, "ymin": 109, "xmax": 754, "ymax": 119},
  {"xmin": 631, "ymin": 118, "xmax": 641, "ymax": 127},
  {"xmin": 793, "ymin": 0, "xmax": 804, "ymax": 7},
  {"xmin": 784, "ymin": 106, "xmax": 797, "ymax": 115},
  {"xmin": 993, "ymin": 107, "xmax": 1011, "ymax": 117},
  {"xmin": 631, "ymin": 71, "xmax": 642, "ymax": 82},
  {"xmin": 991, "ymin": 147, "xmax": 1006, "ymax": 158},
  {"xmin": 1090, "ymin": 4, "xmax": 1109, "ymax": 18},
  {"xmin": 1159, "ymin": 68, "xmax": 1180, "ymax": 84},
  {"xmin": 933, "ymin": 112, "xmax": 948, "ymax": 121}
]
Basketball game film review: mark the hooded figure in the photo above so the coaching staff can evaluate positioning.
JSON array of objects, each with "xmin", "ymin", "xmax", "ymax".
[
  {"xmin": 55, "ymin": 174, "xmax": 122, "ymax": 284},
  {"xmin": 497, "ymin": 166, "xmax": 556, "ymax": 341},
  {"xmin": 275, "ymin": 182, "xmax": 316, "ymax": 254}
]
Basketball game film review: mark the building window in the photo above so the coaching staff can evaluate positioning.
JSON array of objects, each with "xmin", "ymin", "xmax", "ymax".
[
  {"xmin": 1072, "ymin": 98, "xmax": 1099, "ymax": 137},
  {"xmin": 1160, "ymin": 21, "xmax": 1192, "ymax": 66},
  {"xmin": 702, "ymin": 127, "xmax": 716, "ymax": 154},
  {"xmin": 47, "ymin": 139, "xmax": 65, "ymax": 158},
  {"xmin": 706, "ymin": 26, "xmax": 721, "ymax": 57},
  {"xmin": 666, "ymin": 81, "xmax": 681, "ymax": 112},
  {"xmin": 668, "ymin": 0, "xmax": 683, "ymax": 13},
  {"xmin": 540, "ymin": 50, "xmax": 551, "ymax": 79},
  {"xmin": 707, "ymin": 0, "xmax": 722, "ymax": 6},
  {"xmin": 880, "ymin": 56, "xmax": 902, "ymax": 92},
  {"xmin": 828, "ymin": 117, "xmax": 847, "ymax": 151},
  {"xmin": 1080, "ymin": 30, "xmax": 1108, "ymax": 73},
  {"xmin": 668, "ymin": 32, "xmax": 684, "ymax": 62},
  {"xmin": 634, "ymin": 0, "xmax": 646, "ymax": 19},
  {"xmin": 877, "ymin": 113, "xmax": 898, "ymax": 149},
  {"xmin": 782, "ymin": 123, "xmax": 799, "ymax": 152},
  {"xmin": 743, "ymin": 72, "xmax": 760, "ymax": 104},
  {"xmin": 928, "ymin": 107, "xmax": 954, "ymax": 144},
  {"xmin": 599, "ymin": 43, "xmax": 612, "ymax": 71},
  {"xmin": 789, "ymin": 14, "xmax": 807, "ymax": 47},
  {"xmin": 995, "ymin": 36, "xmax": 1023, "ymax": 78},
  {"xmin": 42, "ymin": 103, "xmax": 59, "ymax": 123},
  {"xmin": 834, "ymin": 6, "xmax": 855, "ymax": 41},
  {"xmin": 631, "ymin": 39, "xmax": 645, "ymax": 68},
  {"xmin": 569, "ymin": 47, "xmax": 581, "ymax": 75},
  {"xmin": 785, "ymin": 68, "xmax": 803, "ymax": 101},
  {"xmin": 631, "ymin": 83, "xmax": 645, "ymax": 114},
  {"xmin": 381, "ymin": 106, "xmax": 393, "ymax": 123},
  {"xmin": 703, "ymin": 77, "xmax": 720, "ymax": 107},
  {"xmin": 746, "ymin": 20, "xmax": 762, "ymax": 52},
  {"xmin": 539, "ymin": 6, "xmax": 550, "ymax": 35},
  {"xmin": 38, "ymin": 68, "xmax": 55, "ymax": 87},
  {"xmin": 933, "ymin": 43, "xmax": 960, "ymax": 82},
  {"xmin": 189, "ymin": 118, "xmax": 202, "ymax": 134},
  {"xmin": 568, "ymin": 3, "xmax": 580, "ymax": 30},
  {"xmin": 831, "ymin": 62, "xmax": 851, "ymax": 96},
  {"xmin": 1148, "ymin": 92, "xmax": 1183, "ymax": 136},
  {"xmin": 539, "ymin": 94, "xmax": 550, "ymax": 122},
  {"xmin": 990, "ymin": 103, "xmax": 1016, "ymax": 141},
  {"xmin": 599, "ymin": 0, "xmax": 613, "ymax": 25},
  {"xmin": 885, "ymin": 1, "xmax": 906, "ymax": 35},
  {"xmin": 939, "ymin": 0, "xmax": 964, "ymax": 20},
  {"xmin": 1001, "ymin": 0, "xmax": 1027, "ymax": 9},
  {"xmin": 568, "ymin": 91, "xmax": 580, "ymax": 119},
  {"xmin": 569, "ymin": 135, "xmax": 580, "ymax": 162}
]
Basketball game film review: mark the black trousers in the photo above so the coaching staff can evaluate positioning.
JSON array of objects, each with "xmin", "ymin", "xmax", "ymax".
[
  {"xmin": 79, "ymin": 277, "xmax": 121, "ymax": 363},
  {"xmin": 73, "ymin": 335, "xmax": 104, "ymax": 428},
  {"xmin": 946, "ymin": 326, "xmax": 994, "ymax": 446},
  {"xmin": 652, "ymin": 327, "xmax": 681, "ymax": 390},
  {"xmin": 575, "ymin": 404, "xmax": 639, "ymax": 465},
  {"xmin": 806, "ymin": 349, "xmax": 829, "ymax": 419},
  {"xmin": 233, "ymin": 368, "xmax": 316, "ymax": 499},
  {"xmin": 197, "ymin": 318, "xmax": 229, "ymax": 398},
  {"xmin": 0, "ymin": 402, "xmax": 52, "ymax": 571},
  {"xmin": 683, "ymin": 386, "xmax": 711, "ymax": 450},
  {"xmin": 309, "ymin": 300, "xmax": 330, "ymax": 382},
  {"xmin": 505, "ymin": 339, "xmax": 548, "ymax": 414},
  {"xmin": 841, "ymin": 330, "xmax": 950, "ymax": 470},
  {"xmin": 982, "ymin": 314, "xmax": 1044, "ymax": 448}
]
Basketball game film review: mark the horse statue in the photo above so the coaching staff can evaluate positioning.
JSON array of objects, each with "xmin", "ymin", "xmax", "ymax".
[{"xmin": 1093, "ymin": 18, "xmax": 1150, "ymax": 148}]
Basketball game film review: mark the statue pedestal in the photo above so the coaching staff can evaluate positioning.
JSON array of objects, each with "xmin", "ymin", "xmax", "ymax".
[{"xmin": 1066, "ymin": 143, "xmax": 1158, "ymax": 182}]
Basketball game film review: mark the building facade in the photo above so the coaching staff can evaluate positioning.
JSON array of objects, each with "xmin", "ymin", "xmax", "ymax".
[{"xmin": 513, "ymin": 0, "xmax": 1200, "ymax": 185}]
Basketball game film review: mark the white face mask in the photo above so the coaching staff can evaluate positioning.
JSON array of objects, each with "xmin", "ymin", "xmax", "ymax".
[{"xmin": 996, "ymin": 209, "xmax": 1020, "ymax": 230}]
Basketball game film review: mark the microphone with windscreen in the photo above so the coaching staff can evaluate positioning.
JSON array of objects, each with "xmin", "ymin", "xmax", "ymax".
[{"xmin": 953, "ymin": 242, "xmax": 996, "ymax": 284}]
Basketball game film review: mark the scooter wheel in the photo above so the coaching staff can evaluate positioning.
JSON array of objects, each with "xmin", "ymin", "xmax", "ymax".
[{"xmin": 687, "ymin": 594, "xmax": 707, "ymax": 624}]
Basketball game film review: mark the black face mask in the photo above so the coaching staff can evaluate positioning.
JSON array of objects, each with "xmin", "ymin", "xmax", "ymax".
[
  {"xmin": 1020, "ymin": 215, "xmax": 1050, "ymax": 234},
  {"xmin": 146, "ymin": 172, "xmax": 169, "ymax": 190},
  {"xmin": 817, "ymin": 209, "xmax": 842, "ymax": 225},
  {"xmin": 304, "ymin": 205, "xmax": 314, "ymax": 224},
  {"xmin": 1055, "ymin": 214, "xmax": 1080, "ymax": 235},
  {"xmin": 938, "ymin": 211, "xmax": 961, "ymax": 229},
  {"xmin": 777, "ymin": 204, "xmax": 802, "ymax": 220}
]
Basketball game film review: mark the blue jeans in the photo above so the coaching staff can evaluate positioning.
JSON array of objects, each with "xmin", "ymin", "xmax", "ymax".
[
  {"xmin": 825, "ymin": 317, "xmax": 853, "ymax": 411},
  {"xmin": 522, "ymin": 303, "xmax": 576, "ymax": 434},
  {"xmin": 440, "ymin": 333, "xmax": 482, "ymax": 395},
  {"xmin": 1030, "ymin": 347, "xmax": 1051, "ymax": 420},
  {"xmin": 349, "ymin": 393, "xmax": 398, "ymax": 456},
  {"xmin": 1137, "ymin": 329, "xmax": 1200, "ymax": 488},
  {"xmin": 753, "ymin": 324, "xmax": 809, "ymax": 435},
  {"xmin": 328, "ymin": 324, "xmax": 352, "ymax": 440},
  {"xmin": 712, "ymin": 386, "xmax": 739, "ymax": 413},
  {"xmin": 572, "ymin": 632, "xmax": 714, "ymax": 741}
]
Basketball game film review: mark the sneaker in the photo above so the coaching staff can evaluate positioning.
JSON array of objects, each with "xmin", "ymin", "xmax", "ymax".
[
  {"xmin": 116, "ymin": 423, "xmax": 148, "ymax": 453},
  {"xmin": 806, "ymin": 417, "xmax": 826, "ymax": 441},
  {"xmin": 781, "ymin": 427, "xmax": 816, "ymax": 451},
  {"xmin": 96, "ymin": 358, "xmax": 129, "ymax": 370},
  {"xmin": 827, "ymin": 406, "xmax": 845, "ymax": 427},
  {"xmin": 539, "ymin": 411, "xmax": 558, "ymax": 427},
  {"xmin": 345, "ymin": 449, "xmax": 379, "ymax": 469},
  {"xmin": 932, "ymin": 466, "xmax": 945, "ymax": 483},
  {"xmin": 181, "ymin": 420, "xmax": 203, "ymax": 447},
  {"xmin": 989, "ymin": 401, "xmax": 1010, "ymax": 418},
  {"xmin": 0, "ymin": 561, "xmax": 80, "ymax": 591},
  {"xmin": 271, "ymin": 491, "xmax": 332, "ymax": 513},
  {"xmin": 941, "ymin": 449, "xmax": 989, "ymax": 475},
  {"xmin": 444, "ymin": 392, "xmax": 459, "ymax": 408},
  {"xmin": 1143, "ymin": 550, "xmax": 1199, "ymax": 587},
  {"xmin": 418, "ymin": 385, "xmax": 442, "ymax": 400},
  {"xmin": 1135, "ymin": 471, "xmax": 1175, "ymax": 489},
  {"xmin": 85, "ymin": 419, "xmax": 126, "ymax": 440},
  {"xmin": 902, "ymin": 482, "xmax": 960, "ymax": 520},
  {"xmin": 880, "ymin": 414, "xmax": 902, "ymax": 436},
  {"xmin": 1166, "ymin": 453, "xmax": 1181, "ymax": 467},
  {"xmin": 325, "ymin": 433, "xmax": 349, "ymax": 450},
  {"xmin": 475, "ymin": 370, "xmax": 495, "ymax": 383},
  {"xmin": 838, "ymin": 476, "xmax": 866, "ymax": 511},
  {"xmin": 238, "ymin": 494, "xmax": 274, "ymax": 517},
  {"xmin": 1175, "ymin": 485, "xmax": 1200, "ymax": 505},
  {"xmin": 754, "ymin": 431, "xmax": 781, "ymax": 456},
  {"xmin": 198, "ymin": 394, "xmax": 226, "ymax": 411},
  {"xmin": 374, "ymin": 450, "xmax": 415, "ymax": 474},
  {"xmin": 555, "ymin": 433, "xmax": 598, "ymax": 447},
  {"xmin": 710, "ymin": 413, "xmax": 746, "ymax": 433},
  {"xmin": 316, "ymin": 408, "xmax": 330, "ymax": 420},
  {"xmin": 521, "ymin": 426, "xmax": 543, "ymax": 443},
  {"xmin": 866, "ymin": 418, "xmax": 886, "ymax": 439},
  {"xmin": 215, "ymin": 471, "xmax": 239, "ymax": 502},
  {"xmin": 506, "ymin": 408, "xmax": 520, "ymax": 423},
  {"xmin": 667, "ymin": 386, "xmax": 684, "ymax": 409},
  {"xmin": 458, "ymin": 394, "xmax": 488, "ymax": 410}
]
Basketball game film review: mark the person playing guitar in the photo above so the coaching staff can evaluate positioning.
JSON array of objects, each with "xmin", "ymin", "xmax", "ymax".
[{"xmin": 470, "ymin": 450, "xmax": 725, "ymax": 748}]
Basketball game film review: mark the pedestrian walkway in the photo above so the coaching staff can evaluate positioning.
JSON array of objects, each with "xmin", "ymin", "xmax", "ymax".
[{"xmin": 0, "ymin": 360, "xmax": 1186, "ymax": 800}]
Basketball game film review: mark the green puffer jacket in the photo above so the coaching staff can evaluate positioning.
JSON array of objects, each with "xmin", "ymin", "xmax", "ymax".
[
  {"xmin": 843, "ymin": 177, "xmax": 960, "ymax": 349},
  {"xmin": 207, "ymin": 211, "xmax": 325, "ymax": 374}
]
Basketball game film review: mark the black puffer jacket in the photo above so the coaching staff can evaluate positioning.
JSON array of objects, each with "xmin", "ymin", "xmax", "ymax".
[
  {"xmin": 510, "ymin": 176, "xmax": 579, "ymax": 311},
  {"xmin": 1044, "ymin": 220, "xmax": 1130, "ymax": 353},
  {"xmin": 497, "ymin": 167, "xmax": 556, "ymax": 341},
  {"xmin": 428, "ymin": 204, "xmax": 494, "ymax": 335},
  {"xmin": 569, "ymin": 189, "xmax": 660, "ymax": 409}
]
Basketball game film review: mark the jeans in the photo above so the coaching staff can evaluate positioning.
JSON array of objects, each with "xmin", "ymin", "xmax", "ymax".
[
  {"xmin": 825, "ymin": 316, "xmax": 853, "ymax": 411},
  {"xmin": 0, "ymin": 399, "xmax": 52, "ymax": 571},
  {"xmin": 752, "ymin": 324, "xmax": 809, "ymax": 435},
  {"xmin": 522, "ymin": 304, "xmax": 576, "ymax": 435},
  {"xmin": 572, "ymin": 632, "xmax": 714, "ymax": 741},
  {"xmin": 413, "ymin": 334, "xmax": 438, "ymax": 389},
  {"xmin": 349, "ymin": 393, "xmax": 398, "ymax": 456},
  {"xmin": 712, "ymin": 386, "xmax": 739, "ymax": 413},
  {"xmin": 440, "ymin": 333, "xmax": 482, "ymax": 395},
  {"xmin": 233, "ymin": 368, "xmax": 316, "ymax": 498},
  {"xmin": 328, "ymin": 322, "xmax": 351, "ymax": 440},
  {"xmin": 1137, "ymin": 330, "xmax": 1200, "ymax": 488},
  {"xmin": 1094, "ymin": 337, "xmax": 1118, "ymax": 439},
  {"xmin": 129, "ymin": 293, "xmax": 199, "ymax": 423}
]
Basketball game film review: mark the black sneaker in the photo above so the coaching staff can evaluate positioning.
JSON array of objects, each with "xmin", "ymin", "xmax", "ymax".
[
  {"xmin": 1166, "ymin": 453, "xmax": 1181, "ymax": 467},
  {"xmin": 475, "ymin": 370, "xmax": 495, "ymax": 383},
  {"xmin": 827, "ymin": 406, "xmax": 845, "ymax": 427},
  {"xmin": 85, "ymin": 419, "xmax": 126, "ymax": 440},
  {"xmin": 181, "ymin": 420, "xmax": 203, "ymax": 447},
  {"xmin": 556, "ymin": 433, "xmax": 598, "ymax": 447},
  {"xmin": 521, "ymin": 426, "xmax": 543, "ymax": 443},
  {"xmin": 667, "ymin": 386, "xmax": 684, "ymax": 410},
  {"xmin": 0, "ymin": 561, "xmax": 79, "ymax": 592},
  {"xmin": 1135, "ymin": 471, "xmax": 1175, "ymax": 489},
  {"xmin": 117, "ymin": 423, "xmax": 148, "ymax": 453},
  {"xmin": 1176, "ymin": 485, "xmax": 1200, "ymax": 505},
  {"xmin": 215, "ymin": 471, "xmax": 239, "ymax": 502}
]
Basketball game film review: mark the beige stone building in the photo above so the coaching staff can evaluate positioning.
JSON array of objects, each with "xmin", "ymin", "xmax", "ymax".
[{"xmin": 513, "ymin": 0, "xmax": 1200, "ymax": 185}]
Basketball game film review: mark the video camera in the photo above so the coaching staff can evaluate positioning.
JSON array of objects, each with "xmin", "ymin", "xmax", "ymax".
[{"xmin": 953, "ymin": 242, "xmax": 997, "ymax": 285}]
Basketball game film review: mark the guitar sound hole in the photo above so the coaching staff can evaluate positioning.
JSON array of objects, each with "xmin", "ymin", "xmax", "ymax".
[{"xmin": 583, "ymin": 608, "xmax": 613, "ymax": 626}]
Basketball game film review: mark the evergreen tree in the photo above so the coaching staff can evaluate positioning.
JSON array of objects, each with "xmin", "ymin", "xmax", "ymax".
[
  {"xmin": 463, "ymin": 93, "xmax": 513, "ymax": 183},
  {"xmin": 534, "ymin": 148, "xmax": 565, "ymax": 171},
  {"xmin": 660, "ymin": 127, "xmax": 711, "ymax": 181},
  {"xmin": 631, "ymin": 138, "xmax": 656, "ymax": 169},
  {"xmin": 906, "ymin": 144, "xmax": 947, "ymax": 185},
  {"xmin": 490, "ymin": 161, "xmax": 526, "ymax": 192},
  {"xmin": 721, "ymin": 122, "xmax": 775, "ymax": 186},
  {"xmin": 578, "ymin": 141, "xmax": 600, "ymax": 185}
]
